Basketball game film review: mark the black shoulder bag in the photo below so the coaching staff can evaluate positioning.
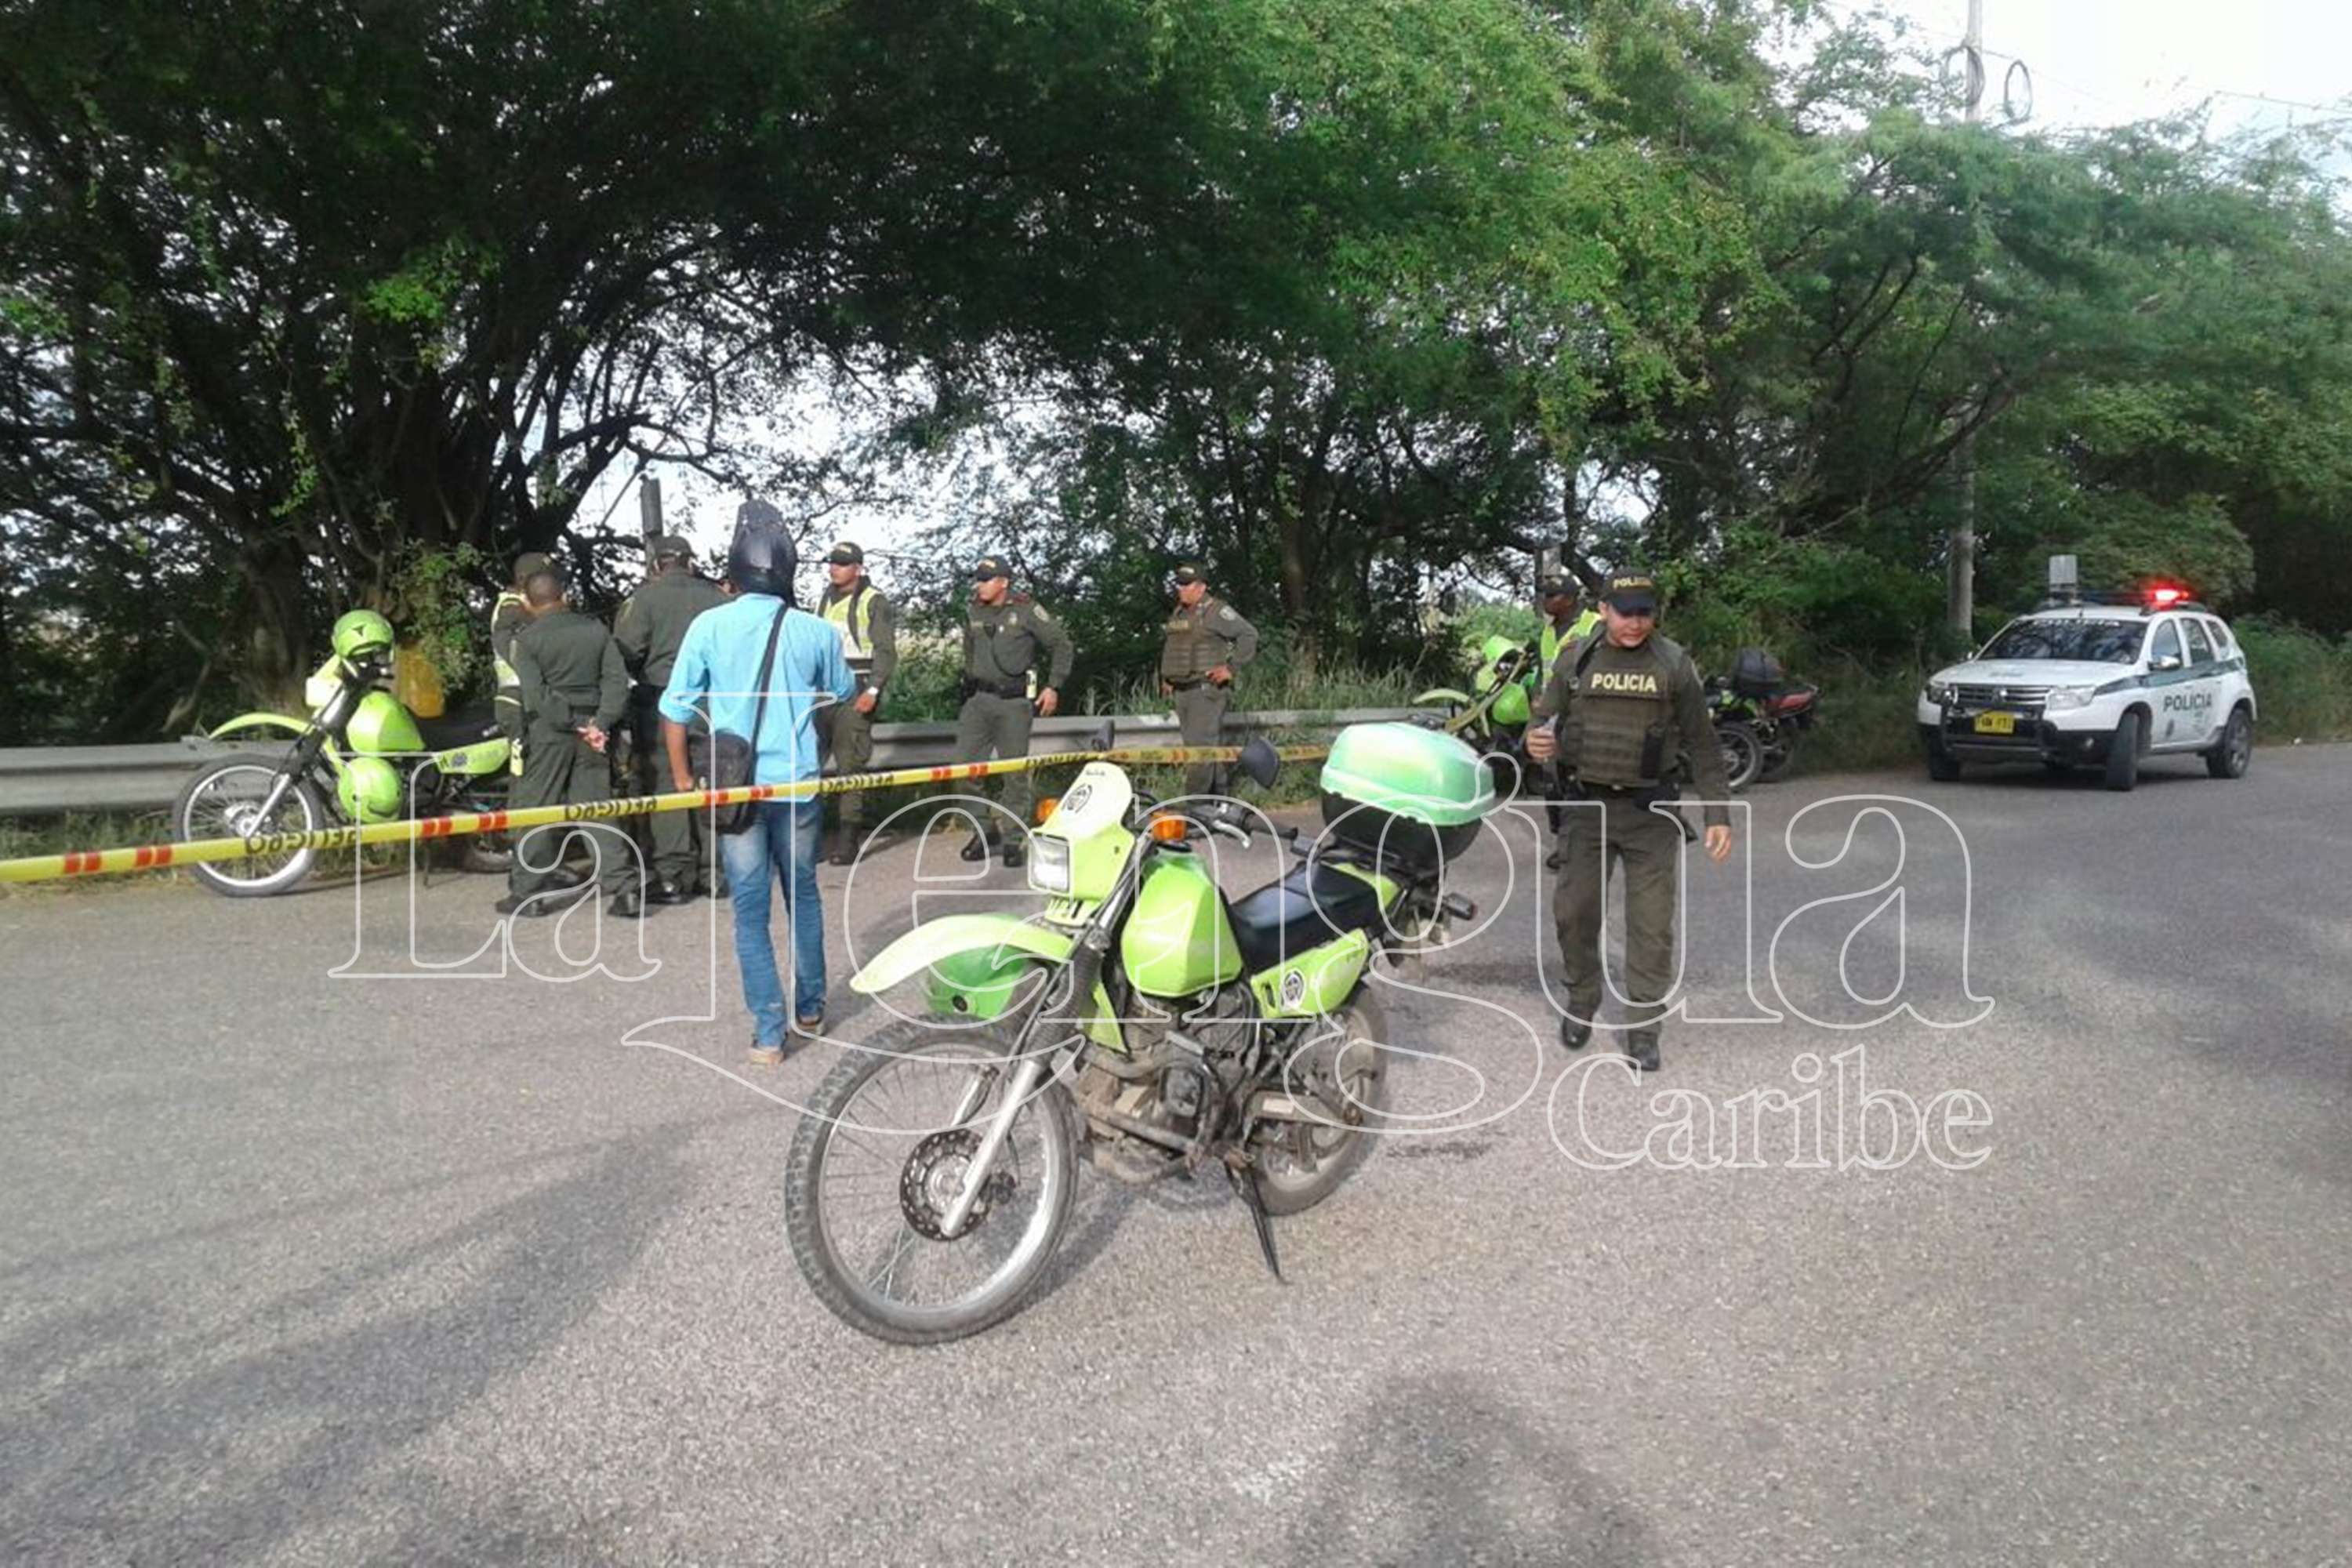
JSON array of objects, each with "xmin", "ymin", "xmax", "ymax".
[{"xmin": 687, "ymin": 605, "xmax": 788, "ymax": 835}]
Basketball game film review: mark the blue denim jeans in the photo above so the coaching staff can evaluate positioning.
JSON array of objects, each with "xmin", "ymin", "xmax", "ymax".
[{"xmin": 720, "ymin": 799, "xmax": 826, "ymax": 1045}]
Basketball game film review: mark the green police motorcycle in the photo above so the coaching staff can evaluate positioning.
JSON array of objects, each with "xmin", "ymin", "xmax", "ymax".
[
  {"xmin": 173, "ymin": 610, "xmax": 514, "ymax": 897},
  {"xmin": 1415, "ymin": 632, "xmax": 1542, "ymax": 794},
  {"xmin": 783, "ymin": 721, "xmax": 1495, "ymax": 1344}
]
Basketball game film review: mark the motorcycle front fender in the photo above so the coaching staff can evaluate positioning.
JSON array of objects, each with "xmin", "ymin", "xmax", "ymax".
[
  {"xmin": 1412, "ymin": 687, "xmax": 1474, "ymax": 707},
  {"xmin": 209, "ymin": 711, "xmax": 320, "ymax": 743},
  {"xmin": 851, "ymin": 913, "xmax": 1121, "ymax": 1049}
]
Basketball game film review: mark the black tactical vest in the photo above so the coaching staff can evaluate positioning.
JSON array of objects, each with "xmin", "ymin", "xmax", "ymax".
[{"xmin": 1563, "ymin": 633, "xmax": 1682, "ymax": 788}]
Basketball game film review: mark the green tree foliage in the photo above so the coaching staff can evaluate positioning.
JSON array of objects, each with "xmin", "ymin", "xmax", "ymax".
[{"xmin": 5, "ymin": 0, "xmax": 2350, "ymax": 745}]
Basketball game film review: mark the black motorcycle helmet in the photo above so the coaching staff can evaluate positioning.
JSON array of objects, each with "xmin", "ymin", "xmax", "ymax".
[{"xmin": 727, "ymin": 513, "xmax": 798, "ymax": 601}]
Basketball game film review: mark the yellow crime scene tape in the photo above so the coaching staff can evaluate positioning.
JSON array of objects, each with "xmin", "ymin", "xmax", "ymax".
[{"xmin": 0, "ymin": 742, "xmax": 1345, "ymax": 886}]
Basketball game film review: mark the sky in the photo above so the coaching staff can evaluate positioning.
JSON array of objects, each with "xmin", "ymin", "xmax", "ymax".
[{"xmin": 602, "ymin": 0, "xmax": 2352, "ymax": 572}]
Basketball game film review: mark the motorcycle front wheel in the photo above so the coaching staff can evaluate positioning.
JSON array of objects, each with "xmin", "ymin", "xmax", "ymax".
[
  {"xmin": 174, "ymin": 755, "xmax": 328, "ymax": 897},
  {"xmin": 1715, "ymin": 721, "xmax": 1762, "ymax": 793},
  {"xmin": 784, "ymin": 1018, "xmax": 1078, "ymax": 1345}
]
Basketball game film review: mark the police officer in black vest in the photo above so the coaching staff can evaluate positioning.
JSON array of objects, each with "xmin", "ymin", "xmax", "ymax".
[
  {"xmin": 615, "ymin": 535, "xmax": 728, "ymax": 900},
  {"xmin": 1159, "ymin": 561, "xmax": 1258, "ymax": 796},
  {"xmin": 1526, "ymin": 572, "xmax": 1733, "ymax": 1071},
  {"xmin": 499, "ymin": 572, "xmax": 645, "ymax": 919},
  {"xmin": 956, "ymin": 554, "xmax": 1073, "ymax": 867}
]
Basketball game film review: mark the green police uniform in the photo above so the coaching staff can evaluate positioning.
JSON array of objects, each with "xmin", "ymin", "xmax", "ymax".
[
  {"xmin": 957, "ymin": 570, "xmax": 1073, "ymax": 843},
  {"xmin": 815, "ymin": 564, "xmax": 898, "ymax": 848},
  {"xmin": 1160, "ymin": 578, "xmax": 1258, "ymax": 796},
  {"xmin": 1535, "ymin": 601, "xmax": 1730, "ymax": 1066},
  {"xmin": 614, "ymin": 554, "xmax": 728, "ymax": 890},
  {"xmin": 508, "ymin": 606, "xmax": 636, "ymax": 902}
]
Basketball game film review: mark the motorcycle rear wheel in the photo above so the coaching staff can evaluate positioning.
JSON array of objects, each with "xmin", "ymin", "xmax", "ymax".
[
  {"xmin": 785, "ymin": 1018, "xmax": 1079, "ymax": 1345},
  {"xmin": 1756, "ymin": 731, "xmax": 1801, "ymax": 784},
  {"xmin": 174, "ymin": 755, "xmax": 327, "ymax": 897},
  {"xmin": 1715, "ymin": 721, "xmax": 1763, "ymax": 793},
  {"xmin": 1255, "ymin": 991, "xmax": 1390, "ymax": 1216}
]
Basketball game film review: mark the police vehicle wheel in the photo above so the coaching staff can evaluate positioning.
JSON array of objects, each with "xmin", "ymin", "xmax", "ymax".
[
  {"xmin": 1255, "ymin": 993, "xmax": 1390, "ymax": 1218},
  {"xmin": 2205, "ymin": 707, "xmax": 2252, "ymax": 779},
  {"xmin": 2103, "ymin": 711, "xmax": 2143, "ymax": 792},
  {"xmin": 1715, "ymin": 721, "xmax": 1762, "ymax": 793},
  {"xmin": 1924, "ymin": 745, "xmax": 1962, "ymax": 782},
  {"xmin": 174, "ymin": 755, "xmax": 326, "ymax": 897}
]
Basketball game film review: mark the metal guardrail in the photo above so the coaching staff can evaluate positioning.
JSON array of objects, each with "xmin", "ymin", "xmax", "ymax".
[{"xmin": 0, "ymin": 707, "xmax": 1424, "ymax": 816}]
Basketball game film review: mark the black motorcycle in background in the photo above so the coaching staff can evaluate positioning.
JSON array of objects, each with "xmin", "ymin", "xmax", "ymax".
[{"xmin": 1707, "ymin": 648, "xmax": 1819, "ymax": 792}]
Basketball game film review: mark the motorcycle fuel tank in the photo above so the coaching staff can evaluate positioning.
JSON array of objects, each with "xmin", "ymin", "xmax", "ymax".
[
  {"xmin": 345, "ymin": 691, "xmax": 426, "ymax": 753},
  {"xmin": 1120, "ymin": 850, "xmax": 1246, "ymax": 998}
]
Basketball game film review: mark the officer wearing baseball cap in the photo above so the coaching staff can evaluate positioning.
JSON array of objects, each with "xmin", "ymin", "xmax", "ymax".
[
  {"xmin": 615, "ymin": 535, "xmax": 728, "ymax": 898},
  {"xmin": 1160, "ymin": 561, "xmax": 1258, "ymax": 796},
  {"xmin": 1537, "ymin": 569, "xmax": 1602, "ymax": 678},
  {"xmin": 1526, "ymin": 570, "xmax": 1733, "ymax": 1072},
  {"xmin": 814, "ymin": 540, "xmax": 898, "ymax": 864},
  {"xmin": 957, "ymin": 554, "xmax": 1073, "ymax": 866}
]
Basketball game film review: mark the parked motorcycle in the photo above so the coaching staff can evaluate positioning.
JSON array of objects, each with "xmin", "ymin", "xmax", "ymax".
[
  {"xmin": 173, "ymin": 610, "xmax": 513, "ymax": 896},
  {"xmin": 1705, "ymin": 647, "xmax": 1820, "ymax": 792},
  {"xmin": 1413, "ymin": 633, "xmax": 1543, "ymax": 795},
  {"xmin": 783, "ymin": 720, "xmax": 1494, "ymax": 1344}
]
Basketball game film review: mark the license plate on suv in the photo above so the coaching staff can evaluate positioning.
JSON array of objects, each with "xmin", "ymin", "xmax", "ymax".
[{"xmin": 1973, "ymin": 712, "xmax": 2017, "ymax": 735}]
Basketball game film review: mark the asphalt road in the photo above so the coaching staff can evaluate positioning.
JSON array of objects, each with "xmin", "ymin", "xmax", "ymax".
[{"xmin": 3, "ymin": 746, "xmax": 2348, "ymax": 1565}]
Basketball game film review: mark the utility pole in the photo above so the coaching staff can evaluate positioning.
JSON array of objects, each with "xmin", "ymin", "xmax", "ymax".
[
  {"xmin": 637, "ymin": 477, "xmax": 664, "ymax": 562},
  {"xmin": 1946, "ymin": 0, "xmax": 1985, "ymax": 641}
]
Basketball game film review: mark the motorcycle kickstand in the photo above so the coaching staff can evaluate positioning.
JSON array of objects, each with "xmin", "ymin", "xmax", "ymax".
[{"xmin": 1225, "ymin": 1154, "xmax": 1283, "ymax": 1281}]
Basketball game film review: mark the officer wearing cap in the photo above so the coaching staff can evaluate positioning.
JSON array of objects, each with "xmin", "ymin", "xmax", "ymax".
[
  {"xmin": 614, "ymin": 535, "xmax": 728, "ymax": 899},
  {"xmin": 957, "ymin": 554, "xmax": 1073, "ymax": 866},
  {"xmin": 500, "ymin": 571, "xmax": 645, "ymax": 919},
  {"xmin": 1534, "ymin": 569, "xmax": 1601, "ymax": 866},
  {"xmin": 1538, "ymin": 569, "xmax": 1602, "ymax": 677},
  {"xmin": 813, "ymin": 541, "xmax": 898, "ymax": 865},
  {"xmin": 1526, "ymin": 571, "xmax": 1733, "ymax": 1073},
  {"xmin": 492, "ymin": 551, "xmax": 558, "ymax": 759},
  {"xmin": 1159, "ymin": 561, "xmax": 1258, "ymax": 796}
]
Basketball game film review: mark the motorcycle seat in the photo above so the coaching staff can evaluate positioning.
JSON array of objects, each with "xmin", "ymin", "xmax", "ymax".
[
  {"xmin": 413, "ymin": 707, "xmax": 504, "ymax": 750},
  {"xmin": 1226, "ymin": 859, "xmax": 1390, "ymax": 975}
]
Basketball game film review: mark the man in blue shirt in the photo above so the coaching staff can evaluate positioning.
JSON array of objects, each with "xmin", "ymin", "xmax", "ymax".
[{"xmin": 659, "ymin": 525, "xmax": 855, "ymax": 1062}]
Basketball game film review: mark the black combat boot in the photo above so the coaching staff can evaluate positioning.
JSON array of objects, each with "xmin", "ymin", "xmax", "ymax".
[
  {"xmin": 1625, "ymin": 1034, "xmax": 1661, "ymax": 1073},
  {"xmin": 959, "ymin": 833, "xmax": 991, "ymax": 863},
  {"xmin": 1559, "ymin": 1016, "xmax": 1592, "ymax": 1051},
  {"xmin": 1000, "ymin": 837, "xmax": 1025, "ymax": 869}
]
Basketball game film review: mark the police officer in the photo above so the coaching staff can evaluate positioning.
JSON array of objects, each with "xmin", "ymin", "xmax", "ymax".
[
  {"xmin": 1526, "ymin": 572, "xmax": 1733, "ymax": 1072},
  {"xmin": 1538, "ymin": 569, "xmax": 1602, "ymax": 677},
  {"xmin": 1159, "ymin": 561, "xmax": 1258, "ymax": 796},
  {"xmin": 814, "ymin": 541, "xmax": 898, "ymax": 865},
  {"xmin": 499, "ymin": 572, "xmax": 645, "ymax": 918},
  {"xmin": 956, "ymin": 554, "xmax": 1073, "ymax": 866},
  {"xmin": 1535, "ymin": 569, "xmax": 1601, "ymax": 866},
  {"xmin": 491, "ymin": 551, "xmax": 556, "ymax": 753},
  {"xmin": 614, "ymin": 535, "xmax": 728, "ymax": 899}
]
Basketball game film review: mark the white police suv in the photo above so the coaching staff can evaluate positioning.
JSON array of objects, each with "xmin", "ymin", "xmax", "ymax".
[{"xmin": 1916, "ymin": 583, "xmax": 2256, "ymax": 791}]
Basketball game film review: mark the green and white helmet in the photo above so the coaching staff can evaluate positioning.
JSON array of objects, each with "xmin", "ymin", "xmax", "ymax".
[
  {"xmin": 332, "ymin": 609, "xmax": 395, "ymax": 663},
  {"xmin": 337, "ymin": 756, "xmax": 403, "ymax": 822}
]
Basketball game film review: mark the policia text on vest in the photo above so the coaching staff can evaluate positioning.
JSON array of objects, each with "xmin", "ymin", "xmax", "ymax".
[{"xmin": 1529, "ymin": 581, "xmax": 1733, "ymax": 1074}]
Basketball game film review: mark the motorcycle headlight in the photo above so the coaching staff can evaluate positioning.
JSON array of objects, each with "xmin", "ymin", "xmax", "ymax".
[
  {"xmin": 1924, "ymin": 680, "xmax": 1953, "ymax": 706},
  {"xmin": 1027, "ymin": 835, "xmax": 1072, "ymax": 895},
  {"xmin": 2043, "ymin": 684, "xmax": 2098, "ymax": 712}
]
